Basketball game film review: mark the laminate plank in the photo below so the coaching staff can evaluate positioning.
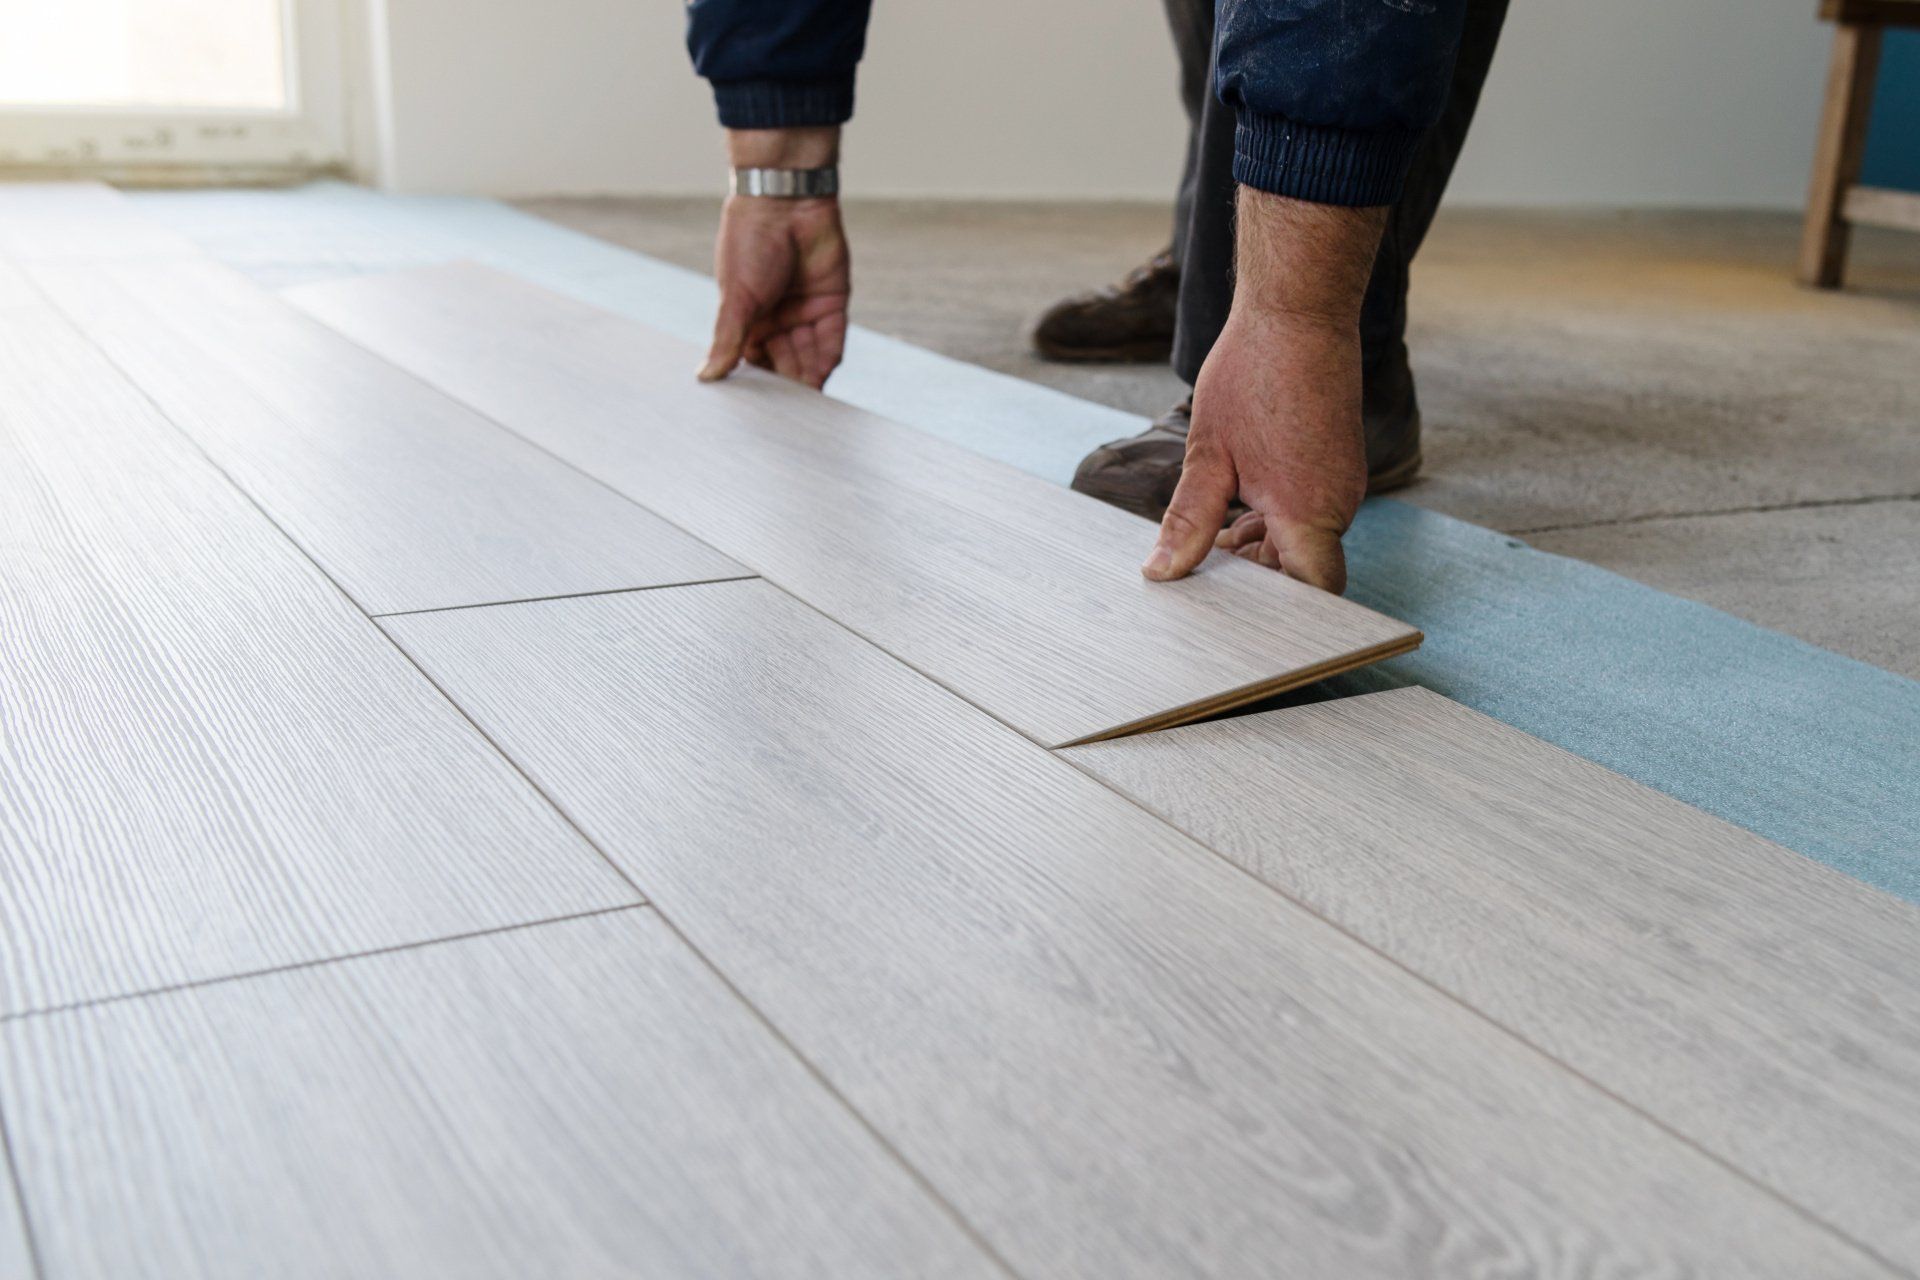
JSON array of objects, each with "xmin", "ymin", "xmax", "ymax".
[
  {"xmin": 1066, "ymin": 686, "xmax": 1920, "ymax": 1269},
  {"xmin": 0, "ymin": 911, "xmax": 994, "ymax": 1280},
  {"xmin": 24, "ymin": 259, "xmax": 744, "ymax": 615},
  {"xmin": 0, "ymin": 308, "xmax": 636, "ymax": 1015},
  {"xmin": 0, "ymin": 183, "xmax": 202, "ymax": 261},
  {"xmin": 383, "ymin": 580, "xmax": 1886, "ymax": 1279},
  {"xmin": 0, "ymin": 1157, "xmax": 30, "ymax": 1280},
  {"xmin": 290, "ymin": 264, "xmax": 1420, "ymax": 747}
]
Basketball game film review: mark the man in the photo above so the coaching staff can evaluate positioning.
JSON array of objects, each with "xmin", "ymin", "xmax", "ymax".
[
  {"xmin": 686, "ymin": 0, "xmax": 1501, "ymax": 595},
  {"xmin": 1043, "ymin": 0, "xmax": 1508, "ymax": 533}
]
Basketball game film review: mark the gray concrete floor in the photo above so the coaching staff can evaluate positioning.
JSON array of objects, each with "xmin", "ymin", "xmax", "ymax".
[{"xmin": 517, "ymin": 196, "xmax": 1920, "ymax": 678}]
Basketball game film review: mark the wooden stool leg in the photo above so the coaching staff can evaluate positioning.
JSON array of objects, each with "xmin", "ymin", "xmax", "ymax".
[{"xmin": 1798, "ymin": 22, "xmax": 1883, "ymax": 288}]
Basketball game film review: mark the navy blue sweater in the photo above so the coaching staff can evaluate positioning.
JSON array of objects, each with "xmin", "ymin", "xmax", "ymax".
[{"xmin": 685, "ymin": 0, "xmax": 1469, "ymax": 206}]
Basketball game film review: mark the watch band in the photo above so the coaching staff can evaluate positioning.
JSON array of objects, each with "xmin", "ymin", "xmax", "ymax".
[{"xmin": 730, "ymin": 166, "xmax": 839, "ymax": 198}]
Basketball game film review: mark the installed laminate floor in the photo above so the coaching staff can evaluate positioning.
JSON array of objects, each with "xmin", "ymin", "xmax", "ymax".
[
  {"xmin": 289, "ymin": 263, "xmax": 1419, "ymax": 746},
  {"xmin": 4, "ymin": 183, "xmax": 1916, "ymax": 1279},
  {"xmin": 381, "ymin": 580, "xmax": 1884, "ymax": 1279},
  {"xmin": 27, "ymin": 258, "xmax": 745, "ymax": 616},
  {"xmin": 0, "ymin": 183, "xmax": 201, "ymax": 262},
  {"xmin": 0, "ymin": 299, "xmax": 634, "ymax": 1015},
  {"xmin": 0, "ymin": 911, "xmax": 994, "ymax": 1280},
  {"xmin": 1068, "ymin": 686, "xmax": 1920, "ymax": 1269}
]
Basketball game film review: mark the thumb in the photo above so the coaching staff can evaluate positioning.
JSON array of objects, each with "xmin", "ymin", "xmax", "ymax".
[
  {"xmin": 1142, "ymin": 445, "xmax": 1236, "ymax": 582},
  {"xmin": 699, "ymin": 291, "xmax": 756, "ymax": 382},
  {"xmin": 1268, "ymin": 520, "xmax": 1349, "ymax": 595}
]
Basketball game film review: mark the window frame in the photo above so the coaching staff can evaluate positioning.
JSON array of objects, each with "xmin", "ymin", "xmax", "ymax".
[{"xmin": 0, "ymin": 0, "xmax": 348, "ymax": 182}]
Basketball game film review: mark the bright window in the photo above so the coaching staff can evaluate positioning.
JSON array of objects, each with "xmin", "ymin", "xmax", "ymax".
[
  {"xmin": 0, "ymin": 0, "xmax": 345, "ymax": 180},
  {"xmin": 0, "ymin": 0, "xmax": 288, "ymax": 110}
]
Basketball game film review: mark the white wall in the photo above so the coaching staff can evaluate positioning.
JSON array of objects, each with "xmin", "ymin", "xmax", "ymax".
[{"xmin": 362, "ymin": 0, "xmax": 1831, "ymax": 208}]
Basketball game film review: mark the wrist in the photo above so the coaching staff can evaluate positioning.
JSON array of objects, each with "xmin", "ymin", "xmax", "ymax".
[
  {"xmin": 725, "ymin": 126, "xmax": 840, "ymax": 169},
  {"xmin": 1230, "ymin": 186, "xmax": 1385, "ymax": 327}
]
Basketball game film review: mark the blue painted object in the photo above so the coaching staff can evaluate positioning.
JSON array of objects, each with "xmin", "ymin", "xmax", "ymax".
[
  {"xmin": 1864, "ymin": 30, "xmax": 1920, "ymax": 192},
  {"xmin": 133, "ymin": 185, "xmax": 1920, "ymax": 902}
]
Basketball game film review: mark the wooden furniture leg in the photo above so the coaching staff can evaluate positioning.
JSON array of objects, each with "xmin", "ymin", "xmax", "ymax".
[{"xmin": 1799, "ymin": 22, "xmax": 1884, "ymax": 288}]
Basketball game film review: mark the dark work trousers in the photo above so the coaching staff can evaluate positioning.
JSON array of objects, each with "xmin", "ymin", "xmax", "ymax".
[{"xmin": 1165, "ymin": 0, "xmax": 1512, "ymax": 386}]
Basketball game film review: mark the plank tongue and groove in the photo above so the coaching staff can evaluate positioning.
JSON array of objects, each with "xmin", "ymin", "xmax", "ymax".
[
  {"xmin": 0, "ymin": 912, "xmax": 996, "ymax": 1280},
  {"xmin": 0, "ymin": 306, "xmax": 635, "ymax": 1016},
  {"xmin": 0, "ymin": 182, "xmax": 202, "ymax": 261},
  {"xmin": 382, "ymin": 579, "xmax": 1887, "ymax": 1279},
  {"xmin": 25, "ymin": 258, "xmax": 744, "ymax": 616},
  {"xmin": 289, "ymin": 263, "xmax": 1421, "ymax": 746},
  {"xmin": 1066, "ymin": 686, "xmax": 1920, "ymax": 1271}
]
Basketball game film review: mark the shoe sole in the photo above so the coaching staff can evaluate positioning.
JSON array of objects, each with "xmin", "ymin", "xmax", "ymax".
[
  {"xmin": 1032, "ymin": 337, "xmax": 1175, "ymax": 365},
  {"xmin": 1366, "ymin": 449, "xmax": 1423, "ymax": 495}
]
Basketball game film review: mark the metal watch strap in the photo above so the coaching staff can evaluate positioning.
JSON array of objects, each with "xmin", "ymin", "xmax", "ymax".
[{"xmin": 729, "ymin": 166, "xmax": 839, "ymax": 198}]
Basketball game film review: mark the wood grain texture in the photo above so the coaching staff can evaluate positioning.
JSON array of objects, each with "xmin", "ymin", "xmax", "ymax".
[
  {"xmin": 0, "ymin": 911, "xmax": 994, "ymax": 1280},
  {"xmin": 289, "ymin": 264, "xmax": 1420, "ymax": 746},
  {"xmin": 0, "ymin": 183, "xmax": 202, "ymax": 261},
  {"xmin": 24, "ymin": 259, "xmax": 744, "ymax": 616},
  {"xmin": 383, "ymin": 580, "xmax": 1887, "ymax": 1280},
  {"xmin": 0, "ymin": 308, "xmax": 636, "ymax": 1015},
  {"xmin": 1067, "ymin": 686, "xmax": 1920, "ymax": 1270},
  {"xmin": 0, "ymin": 1158, "xmax": 30, "ymax": 1280}
]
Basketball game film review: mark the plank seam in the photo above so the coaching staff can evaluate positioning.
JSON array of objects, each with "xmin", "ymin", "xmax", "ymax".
[
  {"xmin": 1042, "ymin": 744, "xmax": 1916, "ymax": 1279},
  {"xmin": 26, "ymin": 262, "xmax": 748, "ymax": 620},
  {"xmin": 370, "ymin": 575, "xmax": 762, "ymax": 619},
  {"xmin": 0, "ymin": 905, "xmax": 648, "ymax": 1025},
  {"xmin": 373, "ymin": 608, "xmax": 1029, "ymax": 1280}
]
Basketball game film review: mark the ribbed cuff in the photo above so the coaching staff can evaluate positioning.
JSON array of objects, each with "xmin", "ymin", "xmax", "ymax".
[
  {"xmin": 1233, "ymin": 112, "xmax": 1425, "ymax": 206},
  {"xmin": 711, "ymin": 76, "xmax": 855, "ymax": 129}
]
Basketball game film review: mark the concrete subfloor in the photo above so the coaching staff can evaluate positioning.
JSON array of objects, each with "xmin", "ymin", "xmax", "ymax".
[{"xmin": 517, "ymin": 196, "xmax": 1920, "ymax": 678}]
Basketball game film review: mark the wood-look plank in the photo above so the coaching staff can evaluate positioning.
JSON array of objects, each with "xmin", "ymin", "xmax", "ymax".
[
  {"xmin": 24, "ymin": 259, "xmax": 744, "ymax": 616},
  {"xmin": 1066, "ymin": 686, "xmax": 1920, "ymax": 1269},
  {"xmin": 0, "ymin": 910, "xmax": 994, "ymax": 1280},
  {"xmin": 0, "ymin": 1158, "xmax": 30, "ymax": 1280},
  {"xmin": 0, "ymin": 308, "xmax": 636, "ymax": 1016},
  {"xmin": 382, "ymin": 580, "xmax": 1887, "ymax": 1279},
  {"xmin": 290, "ymin": 264, "xmax": 1420, "ymax": 747},
  {"xmin": 0, "ymin": 183, "xmax": 202, "ymax": 261}
]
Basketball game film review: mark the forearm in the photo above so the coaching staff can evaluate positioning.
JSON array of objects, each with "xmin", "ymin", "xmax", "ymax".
[{"xmin": 726, "ymin": 126, "xmax": 840, "ymax": 169}]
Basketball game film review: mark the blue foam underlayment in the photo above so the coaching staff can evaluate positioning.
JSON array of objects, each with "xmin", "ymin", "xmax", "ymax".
[{"xmin": 131, "ymin": 184, "xmax": 1920, "ymax": 903}]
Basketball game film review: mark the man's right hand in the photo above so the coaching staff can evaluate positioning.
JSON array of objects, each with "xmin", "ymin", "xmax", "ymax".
[{"xmin": 698, "ymin": 126, "xmax": 850, "ymax": 391}]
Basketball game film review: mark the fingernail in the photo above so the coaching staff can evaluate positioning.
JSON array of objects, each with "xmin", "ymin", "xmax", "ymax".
[
  {"xmin": 695, "ymin": 363, "xmax": 717, "ymax": 381},
  {"xmin": 1142, "ymin": 546, "xmax": 1172, "ymax": 579}
]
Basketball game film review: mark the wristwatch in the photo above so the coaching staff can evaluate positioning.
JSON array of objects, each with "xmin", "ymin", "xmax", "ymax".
[{"xmin": 729, "ymin": 166, "xmax": 840, "ymax": 198}]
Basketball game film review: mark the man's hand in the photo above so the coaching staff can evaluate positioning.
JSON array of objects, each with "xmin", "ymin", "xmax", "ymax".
[
  {"xmin": 699, "ymin": 127, "xmax": 850, "ymax": 390},
  {"xmin": 1141, "ymin": 189, "xmax": 1387, "ymax": 594}
]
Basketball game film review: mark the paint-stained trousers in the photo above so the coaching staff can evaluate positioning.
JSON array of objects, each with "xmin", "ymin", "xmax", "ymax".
[{"xmin": 1164, "ymin": 0, "xmax": 1512, "ymax": 385}]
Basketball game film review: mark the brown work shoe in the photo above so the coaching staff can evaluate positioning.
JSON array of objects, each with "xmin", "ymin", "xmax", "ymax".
[
  {"xmin": 1070, "ymin": 355, "xmax": 1424, "ymax": 522},
  {"xmin": 1032, "ymin": 249, "xmax": 1180, "ymax": 363}
]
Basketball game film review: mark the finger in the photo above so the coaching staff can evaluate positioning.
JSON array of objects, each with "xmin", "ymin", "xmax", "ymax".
[
  {"xmin": 1268, "ymin": 522, "xmax": 1349, "ymax": 595},
  {"xmin": 815, "ymin": 310, "xmax": 848, "ymax": 386},
  {"xmin": 1236, "ymin": 539, "xmax": 1283, "ymax": 570},
  {"xmin": 765, "ymin": 331, "xmax": 804, "ymax": 384},
  {"xmin": 699, "ymin": 291, "xmax": 757, "ymax": 382},
  {"xmin": 1215, "ymin": 510, "xmax": 1265, "ymax": 550},
  {"xmin": 789, "ymin": 325, "xmax": 826, "ymax": 390},
  {"xmin": 1143, "ymin": 444, "xmax": 1236, "ymax": 582}
]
